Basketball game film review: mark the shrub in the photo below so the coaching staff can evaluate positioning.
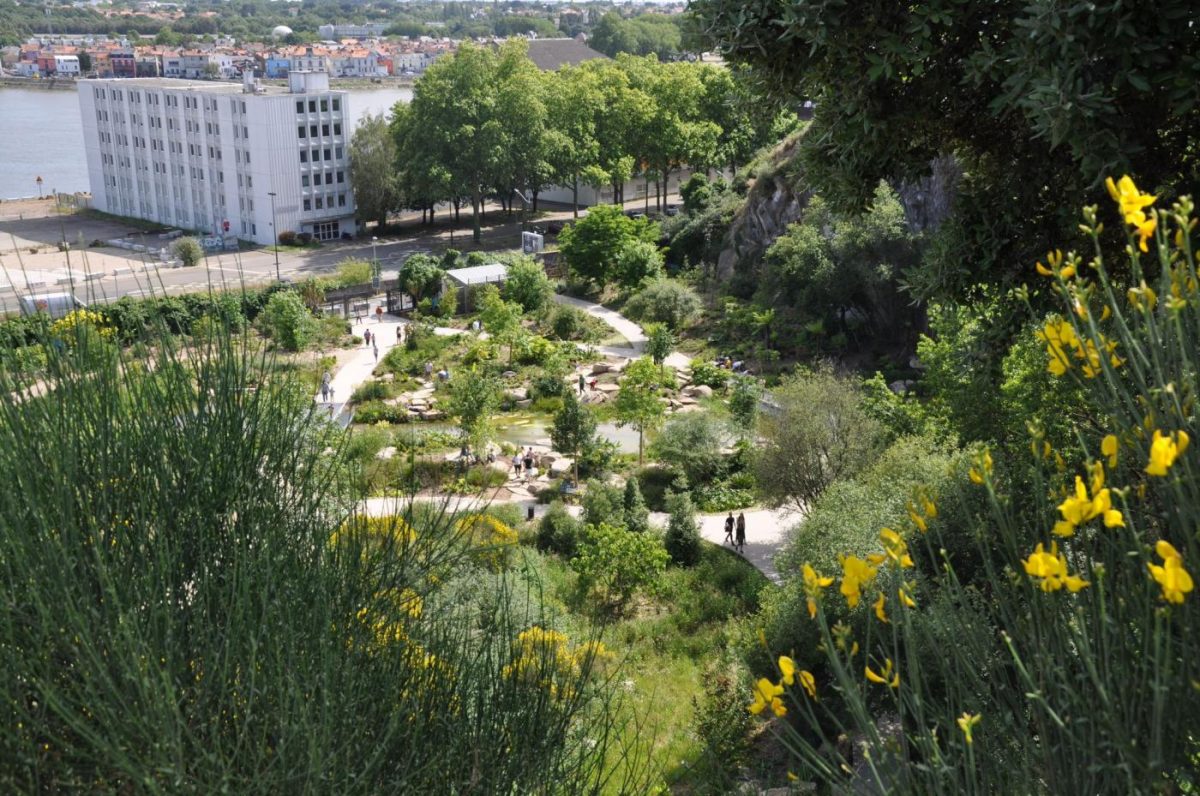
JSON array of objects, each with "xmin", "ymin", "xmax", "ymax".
[
  {"xmin": 352, "ymin": 401, "xmax": 412, "ymax": 424},
  {"xmin": 651, "ymin": 411, "xmax": 727, "ymax": 487},
  {"xmin": 173, "ymin": 236, "xmax": 202, "ymax": 268},
  {"xmin": 623, "ymin": 279, "xmax": 701, "ymax": 330},
  {"xmin": 582, "ymin": 478, "xmax": 624, "ymax": 529},
  {"xmin": 351, "ymin": 380, "xmax": 393, "ymax": 403},
  {"xmin": 688, "ymin": 359, "xmax": 730, "ymax": 390},
  {"xmin": 537, "ymin": 501, "xmax": 582, "ymax": 557},
  {"xmin": 663, "ymin": 489, "xmax": 701, "ymax": 567},
  {"xmin": 692, "ymin": 659, "xmax": 753, "ymax": 783},
  {"xmin": 277, "ymin": 230, "xmax": 297, "ymax": 246},
  {"xmin": 335, "ymin": 258, "xmax": 373, "ymax": 287},
  {"xmin": 259, "ymin": 290, "xmax": 316, "ymax": 351},
  {"xmin": 571, "ymin": 522, "xmax": 668, "ymax": 614},
  {"xmin": 548, "ymin": 305, "xmax": 590, "ymax": 341},
  {"xmin": 613, "ymin": 239, "xmax": 665, "ymax": 291},
  {"xmin": 455, "ymin": 513, "xmax": 518, "ymax": 570}
]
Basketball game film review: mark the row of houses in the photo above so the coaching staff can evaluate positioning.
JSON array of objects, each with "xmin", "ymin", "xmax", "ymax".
[{"xmin": 11, "ymin": 36, "xmax": 454, "ymax": 79}]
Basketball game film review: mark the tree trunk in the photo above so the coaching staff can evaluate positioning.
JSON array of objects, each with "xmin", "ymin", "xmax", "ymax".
[
  {"xmin": 532, "ymin": 189, "xmax": 540, "ymax": 213},
  {"xmin": 472, "ymin": 190, "xmax": 482, "ymax": 243},
  {"xmin": 429, "ymin": 204, "xmax": 435, "ymax": 224},
  {"xmin": 638, "ymin": 427, "xmax": 644, "ymax": 465},
  {"xmin": 572, "ymin": 175, "xmax": 579, "ymax": 218},
  {"xmin": 454, "ymin": 197, "xmax": 460, "ymax": 222}
]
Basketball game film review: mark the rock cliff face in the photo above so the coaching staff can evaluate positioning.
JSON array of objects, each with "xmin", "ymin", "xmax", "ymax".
[
  {"xmin": 714, "ymin": 135, "xmax": 960, "ymax": 281},
  {"xmin": 715, "ymin": 136, "xmax": 812, "ymax": 282}
]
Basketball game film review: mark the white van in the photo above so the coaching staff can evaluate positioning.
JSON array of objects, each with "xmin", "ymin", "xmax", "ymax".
[{"xmin": 18, "ymin": 292, "xmax": 87, "ymax": 319}]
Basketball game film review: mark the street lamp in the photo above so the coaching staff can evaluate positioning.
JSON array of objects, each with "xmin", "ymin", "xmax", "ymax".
[
  {"xmin": 371, "ymin": 235, "xmax": 381, "ymax": 290},
  {"xmin": 267, "ymin": 191, "xmax": 280, "ymax": 282}
]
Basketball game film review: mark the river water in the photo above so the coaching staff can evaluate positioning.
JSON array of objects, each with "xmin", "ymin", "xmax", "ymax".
[{"xmin": 0, "ymin": 84, "xmax": 413, "ymax": 199}]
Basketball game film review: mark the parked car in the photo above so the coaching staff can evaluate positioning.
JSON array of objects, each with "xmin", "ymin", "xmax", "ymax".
[{"xmin": 665, "ymin": 204, "xmax": 680, "ymax": 216}]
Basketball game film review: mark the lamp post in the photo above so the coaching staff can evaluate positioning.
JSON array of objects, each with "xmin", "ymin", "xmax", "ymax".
[{"xmin": 267, "ymin": 191, "xmax": 280, "ymax": 282}]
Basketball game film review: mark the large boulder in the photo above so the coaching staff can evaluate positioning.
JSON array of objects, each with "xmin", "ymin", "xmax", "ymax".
[
  {"xmin": 505, "ymin": 387, "xmax": 529, "ymax": 401},
  {"xmin": 683, "ymin": 384, "xmax": 713, "ymax": 399}
]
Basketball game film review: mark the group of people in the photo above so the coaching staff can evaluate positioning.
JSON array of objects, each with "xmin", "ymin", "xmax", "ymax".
[
  {"xmin": 363, "ymin": 329, "xmax": 379, "ymax": 362},
  {"xmin": 724, "ymin": 512, "xmax": 748, "ymax": 553},
  {"xmin": 511, "ymin": 448, "xmax": 537, "ymax": 480},
  {"xmin": 577, "ymin": 373, "xmax": 598, "ymax": 394}
]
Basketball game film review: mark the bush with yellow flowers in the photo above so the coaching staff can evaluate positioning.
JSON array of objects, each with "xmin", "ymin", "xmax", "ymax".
[
  {"xmin": 751, "ymin": 180, "xmax": 1200, "ymax": 793},
  {"xmin": 455, "ymin": 512, "xmax": 519, "ymax": 570}
]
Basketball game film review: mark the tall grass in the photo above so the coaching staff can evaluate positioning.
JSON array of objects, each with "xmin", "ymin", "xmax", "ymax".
[{"xmin": 0, "ymin": 320, "xmax": 644, "ymax": 793}]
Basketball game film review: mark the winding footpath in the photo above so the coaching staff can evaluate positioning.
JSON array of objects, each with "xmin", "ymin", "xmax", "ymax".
[{"xmin": 320, "ymin": 294, "xmax": 797, "ymax": 584}]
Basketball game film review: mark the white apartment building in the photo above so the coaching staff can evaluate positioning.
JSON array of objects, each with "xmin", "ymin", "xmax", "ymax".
[{"xmin": 79, "ymin": 71, "xmax": 357, "ymax": 246}]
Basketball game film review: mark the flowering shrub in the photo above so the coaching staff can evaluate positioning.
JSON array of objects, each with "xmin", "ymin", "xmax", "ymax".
[
  {"xmin": 455, "ymin": 513, "xmax": 518, "ymax": 570},
  {"xmin": 752, "ymin": 181, "xmax": 1200, "ymax": 792},
  {"xmin": 49, "ymin": 309, "xmax": 114, "ymax": 347}
]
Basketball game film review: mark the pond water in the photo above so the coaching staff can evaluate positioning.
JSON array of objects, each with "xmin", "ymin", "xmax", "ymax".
[{"xmin": 494, "ymin": 414, "xmax": 643, "ymax": 455}]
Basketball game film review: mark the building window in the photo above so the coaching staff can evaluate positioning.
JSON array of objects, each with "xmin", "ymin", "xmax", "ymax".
[
  {"xmin": 310, "ymin": 124, "xmax": 318, "ymax": 137},
  {"xmin": 320, "ymin": 99, "xmax": 328, "ymax": 112},
  {"xmin": 322, "ymin": 124, "xmax": 329, "ymax": 136},
  {"xmin": 324, "ymin": 148, "xmax": 331, "ymax": 161},
  {"xmin": 335, "ymin": 146, "xmax": 343, "ymax": 159},
  {"xmin": 315, "ymin": 196, "xmax": 323, "ymax": 209},
  {"xmin": 300, "ymin": 151, "xmax": 307, "ymax": 163},
  {"xmin": 302, "ymin": 175, "xmax": 310, "ymax": 187},
  {"xmin": 332, "ymin": 98, "xmax": 340, "ymax": 111},
  {"xmin": 298, "ymin": 126, "xmax": 306, "ymax": 138},
  {"xmin": 246, "ymin": 176, "xmax": 252, "ymax": 188},
  {"xmin": 338, "ymin": 193, "xmax": 346, "ymax": 207},
  {"xmin": 304, "ymin": 199, "xmax": 311, "ymax": 211},
  {"xmin": 296, "ymin": 100, "xmax": 304, "ymax": 113},
  {"xmin": 333, "ymin": 123, "xmax": 341, "ymax": 135},
  {"xmin": 245, "ymin": 151, "xmax": 250, "ymax": 164},
  {"xmin": 311, "ymin": 148, "xmax": 319, "ymax": 161},
  {"xmin": 308, "ymin": 100, "xmax": 316, "ymax": 112},
  {"xmin": 336, "ymin": 170, "xmax": 344, "ymax": 183}
]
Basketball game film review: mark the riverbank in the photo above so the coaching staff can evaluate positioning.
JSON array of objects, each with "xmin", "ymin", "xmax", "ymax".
[{"xmin": 0, "ymin": 76, "xmax": 78, "ymax": 90}]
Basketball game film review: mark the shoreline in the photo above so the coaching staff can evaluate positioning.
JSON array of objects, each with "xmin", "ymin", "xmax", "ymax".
[{"xmin": 1, "ymin": 75, "xmax": 416, "ymax": 91}]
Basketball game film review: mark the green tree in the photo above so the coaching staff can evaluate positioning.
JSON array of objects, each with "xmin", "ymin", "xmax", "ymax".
[
  {"xmin": 550, "ymin": 391, "xmax": 597, "ymax": 485},
  {"xmin": 173, "ymin": 237, "xmax": 202, "ymax": 268},
  {"xmin": 614, "ymin": 357, "xmax": 667, "ymax": 465},
  {"xmin": 558, "ymin": 205, "xmax": 661, "ymax": 289},
  {"xmin": 580, "ymin": 59, "xmax": 654, "ymax": 205},
  {"xmin": 643, "ymin": 322, "xmax": 674, "ymax": 379},
  {"xmin": 447, "ymin": 366, "xmax": 501, "ymax": 457},
  {"xmin": 544, "ymin": 66, "xmax": 603, "ymax": 217},
  {"xmin": 663, "ymin": 488, "xmax": 701, "ymax": 566},
  {"xmin": 622, "ymin": 476, "xmax": 650, "ymax": 534},
  {"xmin": 501, "ymin": 257, "xmax": 553, "ymax": 313},
  {"xmin": 260, "ymin": 290, "xmax": 315, "ymax": 352},
  {"xmin": 571, "ymin": 522, "xmax": 668, "ymax": 614},
  {"xmin": 397, "ymin": 254, "xmax": 444, "ymax": 307},
  {"xmin": 348, "ymin": 113, "xmax": 402, "ymax": 230},
  {"xmin": 755, "ymin": 369, "xmax": 883, "ymax": 512},
  {"xmin": 478, "ymin": 285, "xmax": 524, "ymax": 364}
]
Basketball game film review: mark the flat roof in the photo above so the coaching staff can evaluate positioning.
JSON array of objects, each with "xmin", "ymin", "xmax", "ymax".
[
  {"xmin": 82, "ymin": 77, "xmax": 345, "ymax": 96},
  {"xmin": 444, "ymin": 263, "xmax": 508, "ymax": 285}
]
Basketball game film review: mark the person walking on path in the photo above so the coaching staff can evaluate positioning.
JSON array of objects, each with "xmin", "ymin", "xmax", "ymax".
[
  {"xmin": 424, "ymin": 361, "xmax": 433, "ymax": 380},
  {"xmin": 724, "ymin": 513, "xmax": 735, "ymax": 546},
  {"xmin": 397, "ymin": 325, "xmax": 404, "ymax": 344},
  {"xmin": 578, "ymin": 372, "xmax": 586, "ymax": 395},
  {"xmin": 364, "ymin": 329, "xmax": 371, "ymax": 347},
  {"xmin": 373, "ymin": 341, "xmax": 379, "ymax": 363},
  {"xmin": 376, "ymin": 306, "xmax": 384, "ymax": 323},
  {"xmin": 523, "ymin": 448, "xmax": 534, "ymax": 479},
  {"xmin": 511, "ymin": 451, "xmax": 522, "ymax": 479},
  {"xmin": 735, "ymin": 513, "xmax": 747, "ymax": 554}
]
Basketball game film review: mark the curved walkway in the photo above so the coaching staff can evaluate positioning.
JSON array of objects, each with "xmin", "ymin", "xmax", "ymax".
[{"xmin": 320, "ymin": 292, "xmax": 797, "ymax": 583}]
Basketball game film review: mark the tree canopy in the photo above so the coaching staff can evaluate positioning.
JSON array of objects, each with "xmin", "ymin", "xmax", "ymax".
[{"xmin": 690, "ymin": 0, "xmax": 1200, "ymax": 299}]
